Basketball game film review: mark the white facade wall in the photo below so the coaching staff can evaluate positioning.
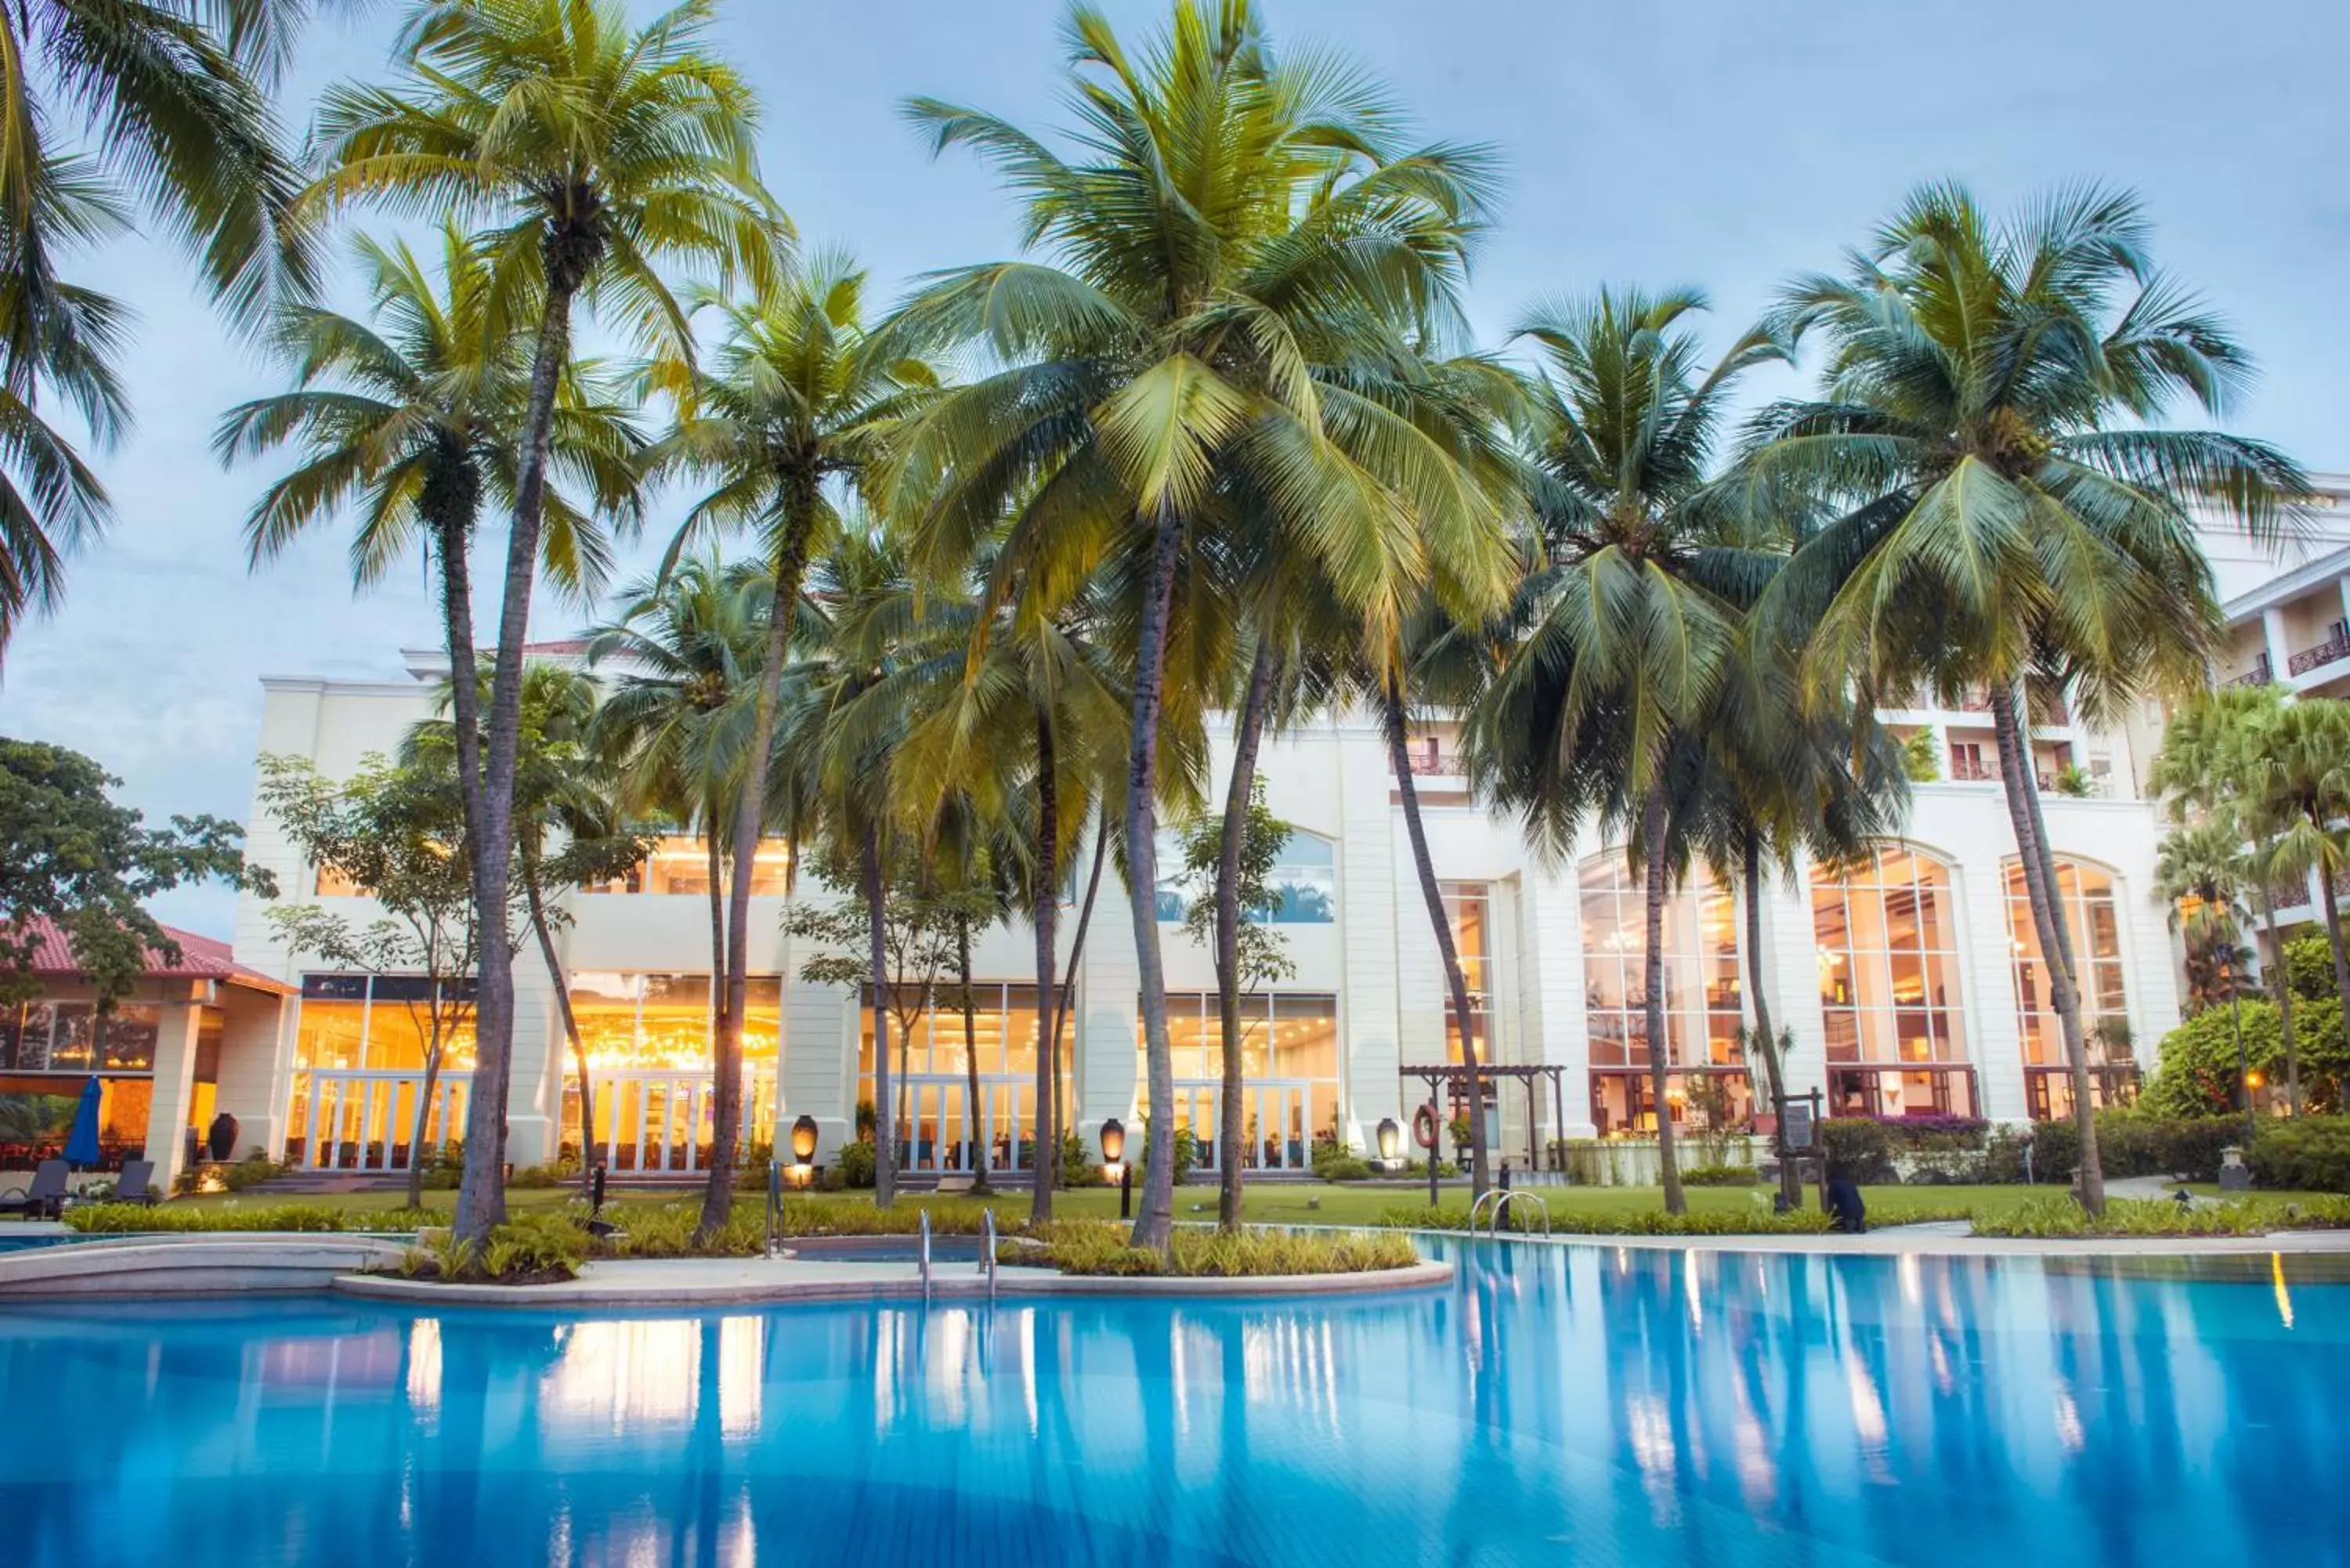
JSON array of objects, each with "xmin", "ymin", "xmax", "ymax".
[{"xmin": 229, "ymin": 667, "xmax": 2190, "ymax": 1172}]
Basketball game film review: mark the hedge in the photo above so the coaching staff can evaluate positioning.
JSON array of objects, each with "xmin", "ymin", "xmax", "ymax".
[{"xmin": 2244, "ymin": 1119, "xmax": 2350, "ymax": 1194}]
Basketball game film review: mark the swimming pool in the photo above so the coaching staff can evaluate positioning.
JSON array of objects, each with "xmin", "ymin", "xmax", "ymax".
[{"xmin": 2, "ymin": 1237, "xmax": 2343, "ymax": 1567}]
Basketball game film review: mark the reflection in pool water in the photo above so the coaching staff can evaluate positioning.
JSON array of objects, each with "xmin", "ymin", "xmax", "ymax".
[{"xmin": 2, "ymin": 1239, "xmax": 2345, "ymax": 1567}]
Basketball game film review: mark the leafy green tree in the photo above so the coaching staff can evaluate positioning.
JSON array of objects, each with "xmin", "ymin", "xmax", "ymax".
[
  {"xmin": 0, "ymin": 737, "xmax": 268, "ymax": 1006},
  {"xmin": 1472, "ymin": 287, "xmax": 1786, "ymax": 1215},
  {"xmin": 410, "ymin": 662, "xmax": 655, "ymax": 1196},
  {"xmin": 891, "ymin": 0, "xmax": 1505, "ymax": 1249},
  {"xmin": 255, "ymin": 750, "xmax": 522, "ymax": 1207},
  {"xmin": 309, "ymin": 0, "xmax": 782, "ymax": 1242},
  {"xmin": 2142, "ymin": 999, "xmax": 2347, "ymax": 1119},
  {"xmin": 1173, "ymin": 773, "xmax": 1298, "ymax": 1227},
  {"xmin": 1746, "ymin": 183, "xmax": 2309, "ymax": 1214}
]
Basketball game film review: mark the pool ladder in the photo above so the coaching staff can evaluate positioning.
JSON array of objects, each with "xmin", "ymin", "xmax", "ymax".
[
  {"xmin": 978, "ymin": 1208, "xmax": 999, "ymax": 1301},
  {"xmin": 918, "ymin": 1210, "xmax": 933, "ymax": 1302},
  {"xmin": 1470, "ymin": 1188, "xmax": 1551, "ymax": 1237}
]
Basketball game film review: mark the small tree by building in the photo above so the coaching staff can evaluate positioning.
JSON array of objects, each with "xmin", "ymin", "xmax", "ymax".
[
  {"xmin": 258, "ymin": 752, "xmax": 522, "ymax": 1206},
  {"xmin": 0, "ymin": 737, "xmax": 272, "ymax": 1008}
]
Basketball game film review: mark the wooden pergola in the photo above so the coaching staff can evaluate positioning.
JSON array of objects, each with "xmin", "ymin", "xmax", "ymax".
[{"xmin": 1398, "ymin": 1063, "xmax": 1567, "ymax": 1172}]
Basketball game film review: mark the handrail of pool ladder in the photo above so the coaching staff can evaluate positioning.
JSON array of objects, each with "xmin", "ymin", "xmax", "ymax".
[
  {"xmin": 979, "ymin": 1207, "xmax": 999, "ymax": 1301},
  {"xmin": 1489, "ymin": 1190, "xmax": 1551, "ymax": 1237},
  {"xmin": 1468, "ymin": 1188, "xmax": 1506, "ymax": 1233},
  {"xmin": 918, "ymin": 1209, "xmax": 934, "ymax": 1303}
]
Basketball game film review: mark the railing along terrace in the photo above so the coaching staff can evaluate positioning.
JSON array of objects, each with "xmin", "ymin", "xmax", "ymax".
[{"xmin": 2288, "ymin": 637, "xmax": 2350, "ymax": 677}]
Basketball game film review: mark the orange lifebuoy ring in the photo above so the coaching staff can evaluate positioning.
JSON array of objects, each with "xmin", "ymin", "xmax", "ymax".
[{"xmin": 1412, "ymin": 1104, "xmax": 1439, "ymax": 1150}]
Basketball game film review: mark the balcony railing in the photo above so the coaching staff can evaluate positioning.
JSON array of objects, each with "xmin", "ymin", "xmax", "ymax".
[
  {"xmin": 1949, "ymin": 755, "xmax": 1999, "ymax": 782},
  {"xmin": 2226, "ymin": 653, "xmax": 2275, "ymax": 688},
  {"xmin": 1401, "ymin": 747, "xmax": 1467, "ymax": 777},
  {"xmin": 2288, "ymin": 637, "xmax": 2350, "ymax": 677}
]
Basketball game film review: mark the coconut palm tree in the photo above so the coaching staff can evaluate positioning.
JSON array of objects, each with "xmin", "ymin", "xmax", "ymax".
[
  {"xmin": 1470, "ymin": 287, "xmax": 1788, "ymax": 1216},
  {"xmin": 1672, "ymin": 626, "xmax": 1911, "ymax": 1209},
  {"xmin": 1747, "ymin": 184, "xmax": 2312, "ymax": 1212},
  {"xmin": 309, "ymin": 0, "xmax": 783, "ymax": 1240},
  {"xmin": 650, "ymin": 249, "xmax": 938, "ymax": 1236},
  {"xmin": 887, "ymin": 0, "xmax": 1505, "ymax": 1248},
  {"xmin": 222, "ymin": 222, "xmax": 644, "ymax": 902}
]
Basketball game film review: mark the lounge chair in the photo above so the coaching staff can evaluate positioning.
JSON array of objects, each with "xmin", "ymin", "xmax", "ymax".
[
  {"xmin": 110, "ymin": 1159, "xmax": 161, "ymax": 1208},
  {"xmin": 0, "ymin": 1160, "xmax": 68, "ymax": 1220}
]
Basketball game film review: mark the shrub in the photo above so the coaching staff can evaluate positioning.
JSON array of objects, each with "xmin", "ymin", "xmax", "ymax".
[
  {"xmin": 1972, "ymin": 1194, "xmax": 2350, "ymax": 1237},
  {"xmin": 1315, "ymin": 1155, "xmax": 1373, "ymax": 1182},
  {"xmin": 2141, "ymin": 997, "xmax": 2348, "ymax": 1118},
  {"xmin": 1819, "ymin": 1118, "xmax": 1895, "ymax": 1183},
  {"xmin": 1141, "ymin": 1122, "xmax": 1197, "ymax": 1184},
  {"xmin": 478, "ymin": 1212, "xmax": 590, "ymax": 1281},
  {"xmin": 65, "ymin": 1201, "xmax": 355, "ymax": 1234},
  {"xmin": 2245, "ymin": 1118, "xmax": 2350, "ymax": 1194},
  {"xmin": 1021, "ymin": 1221, "xmax": 1421, "ymax": 1277},
  {"xmin": 1681, "ymin": 1163, "xmax": 1761, "ymax": 1187},
  {"xmin": 835, "ymin": 1140, "xmax": 876, "ymax": 1189},
  {"xmin": 604, "ymin": 1200, "xmax": 764, "ymax": 1259},
  {"xmin": 2024, "ymin": 1111, "xmax": 2243, "ymax": 1184},
  {"xmin": 1059, "ymin": 1130, "xmax": 1107, "ymax": 1187},
  {"xmin": 507, "ymin": 1162, "xmax": 566, "ymax": 1190}
]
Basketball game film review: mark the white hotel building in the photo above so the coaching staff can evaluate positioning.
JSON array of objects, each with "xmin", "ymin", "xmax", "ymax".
[{"xmin": 72, "ymin": 481, "xmax": 2346, "ymax": 1189}]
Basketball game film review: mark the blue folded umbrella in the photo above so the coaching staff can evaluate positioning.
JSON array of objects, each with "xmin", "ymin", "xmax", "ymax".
[{"xmin": 63, "ymin": 1077, "xmax": 102, "ymax": 1169}]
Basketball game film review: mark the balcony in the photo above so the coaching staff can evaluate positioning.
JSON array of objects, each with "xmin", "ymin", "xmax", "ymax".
[
  {"xmin": 1397, "ymin": 736, "xmax": 1467, "ymax": 778},
  {"xmin": 1950, "ymin": 754, "xmax": 1999, "ymax": 783},
  {"xmin": 2288, "ymin": 636, "xmax": 2350, "ymax": 677},
  {"xmin": 2226, "ymin": 653, "xmax": 2275, "ymax": 688}
]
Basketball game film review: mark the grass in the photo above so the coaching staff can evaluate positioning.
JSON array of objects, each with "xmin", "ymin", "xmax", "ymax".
[{"xmin": 146, "ymin": 1178, "xmax": 2350, "ymax": 1239}]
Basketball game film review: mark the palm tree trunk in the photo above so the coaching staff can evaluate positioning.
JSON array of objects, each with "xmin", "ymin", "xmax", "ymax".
[
  {"xmin": 525, "ymin": 876, "xmax": 595, "ymax": 1201},
  {"xmin": 1050, "ymin": 811, "xmax": 1112, "ymax": 1191},
  {"xmin": 1215, "ymin": 638, "xmax": 1276, "ymax": 1230},
  {"xmin": 1383, "ymin": 688, "xmax": 1489, "ymax": 1198},
  {"xmin": 1126, "ymin": 511, "xmax": 1185, "ymax": 1251},
  {"xmin": 1741, "ymin": 832, "xmax": 1799, "ymax": 1211},
  {"xmin": 1641, "ymin": 786, "xmax": 1685, "ymax": 1216},
  {"xmin": 2312, "ymin": 833, "xmax": 2350, "ymax": 1061},
  {"xmin": 703, "ymin": 504, "xmax": 815, "ymax": 1240},
  {"xmin": 1031, "ymin": 705, "xmax": 1060, "ymax": 1223},
  {"xmin": 455, "ymin": 270, "xmax": 579, "ymax": 1245},
  {"xmin": 429, "ymin": 500, "xmax": 486, "ymax": 869},
  {"xmin": 958, "ymin": 916, "xmax": 986, "ymax": 1188},
  {"xmin": 1990, "ymin": 683, "xmax": 2103, "ymax": 1213},
  {"xmin": 2258, "ymin": 887, "xmax": 2303, "ymax": 1116},
  {"xmin": 862, "ymin": 823, "xmax": 896, "ymax": 1208}
]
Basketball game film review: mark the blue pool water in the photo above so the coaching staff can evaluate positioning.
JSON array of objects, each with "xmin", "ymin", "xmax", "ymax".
[{"xmin": 3, "ymin": 1238, "xmax": 2346, "ymax": 1568}]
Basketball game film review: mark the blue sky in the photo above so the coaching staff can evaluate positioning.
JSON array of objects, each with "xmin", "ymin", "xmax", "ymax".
[{"xmin": 2, "ymin": 0, "xmax": 2344, "ymax": 937}]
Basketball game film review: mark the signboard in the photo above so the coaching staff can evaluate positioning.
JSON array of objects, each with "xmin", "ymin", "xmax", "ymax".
[{"xmin": 1781, "ymin": 1101, "xmax": 1815, "ymax": 1153}]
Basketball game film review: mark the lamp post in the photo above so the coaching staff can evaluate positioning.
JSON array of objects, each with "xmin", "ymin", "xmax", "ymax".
[
  {"xmin": 790, "ymin": 1113, "xmax": 819, "ymax": 1190},
  {"xmin": 2222, "ymin": 948, "xmax": 2255, "ymax": 1145},
  {"xmin": 1101, "ymin": 1117, "xmax": 1129, "ymax": 1220}
]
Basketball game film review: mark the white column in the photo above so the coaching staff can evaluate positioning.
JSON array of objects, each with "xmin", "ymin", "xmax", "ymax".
[
  {"xmin": 1338, "ymin": 726, "xmax": 1404, "ymax": 1143},
  {"xmin": 143, "ymin": 994, "xmax": 204, "ymax": 1187},
  {"xmin": 2263, "ymin": 605, "xmax": 2292, "ymax": 681},
  {"xmin": 1076, "ymin": 829, "xmax": 1142, "ymax": 1158},
  {"xmin": 1523, "ymin": 862, "xmax": 1596, "ymax": 1138}
]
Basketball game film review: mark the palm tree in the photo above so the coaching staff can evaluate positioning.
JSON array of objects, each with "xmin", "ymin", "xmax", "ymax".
[
  {"xmin": 651, "ymin": 250, "xmax": 936, "ymax": 1237},
  {"xmin": 2152, "ymin": 686, "xmax": 2305, "ymax": 1114},
  {"xmin": 888, "ymin": 0, "xmax": 1504, "ymax": 1248},
  {"xmin": 1748, "ymin": 185, "xmax": 2311, "ymax": 1212},
  {"xmin": 309, "ymin": 0, "xmax": 783, "ymax": 1240},
  {"xmin": 222, "ymin": 222, "xmax": 643, "ymax": 911},
  {"xmin": 1675, "ymin": 628, "xmax": 1910, "ymax": 1209},
  {"xmin": 0, "ymin": 0, "xmax": 335, "ymax": 659},
  {"xmin": 1470, "ymin": 287, "xmax": 1786, "ymax": 1216}
]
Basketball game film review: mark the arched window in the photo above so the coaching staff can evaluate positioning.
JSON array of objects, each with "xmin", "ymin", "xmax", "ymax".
[
  {"xmin": 1153, "ymin": 829, "xmax": 1336, "ymax": 924},
  {"xmin": 2004, "ymin": 859, "xmax": 2137, "ymax": 1119},
  {"xmin": 1810, "ymin": 846, "xmax": 1978, "ymax": 1119},
  {"xmin": 1578, "ymin": 855, "xmax": 1748, "ymax": 1136}
]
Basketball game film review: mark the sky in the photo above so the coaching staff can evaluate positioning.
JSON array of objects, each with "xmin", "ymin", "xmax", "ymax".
[{"xmin": 1, "ymin": 0, "xmax": 2345, "ymax": 939}]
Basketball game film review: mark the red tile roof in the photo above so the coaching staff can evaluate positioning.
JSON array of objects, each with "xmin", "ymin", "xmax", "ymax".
[{"xmin": 9, "ymin": 916, "xmax": 293, "ymax": 995}]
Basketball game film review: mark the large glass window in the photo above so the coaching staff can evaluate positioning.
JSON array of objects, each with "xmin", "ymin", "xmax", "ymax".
[
  {"xmin": 1155, "ymin": 829, "xmax": 1337, "ymax": 924},
  {"xmin": 1441, "ymin": 882, "xmax": 1495, "ymax": 1065},
  {"xmin": 0, "ymin": 1001, "xmax": 159, "ymax": 1073},
  {"xmin": 292, "ymin": 974, "xmax": 480, "ymax": 1071},
  {"xmin": 1811, "ymin": 847, "xmax": 1976, "ymax": 1118},
  {"xmin": 1580, "ymin": 858, "xmax": 1744, "ymax": 1068},
  {"xmin": 1134, "ymin": 992, "xmax": 1341, "ymax": 1172},
  {"xmin": 580, "ymin": 836, "xmax": 790, "ymax": 897},
  {"xmin": 568, "ymin": 972, "xmax": 782, "ymax": 1071},
  {"xmin": 2005, "ymin": 859, "xmax": 2137, "ymax": 1118}
]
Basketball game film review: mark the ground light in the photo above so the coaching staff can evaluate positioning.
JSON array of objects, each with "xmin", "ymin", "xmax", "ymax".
[
  {"xmin": 1376, "ymin": 1116, "xmax": 1401, "ymax": 1165},
  {"xmin": 1100, "ymin": 1117, "xmax": 1130, "ymax": 1219},
  {"xmin": 790, "ymin": 1114, "xmax": 819, "ymax": 1189}
]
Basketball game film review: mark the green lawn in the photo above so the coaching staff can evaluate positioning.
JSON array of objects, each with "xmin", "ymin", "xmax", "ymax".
[{"xmin": 170, "ymin": 1178, "xmax": 2089, "ymax": 1229}]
